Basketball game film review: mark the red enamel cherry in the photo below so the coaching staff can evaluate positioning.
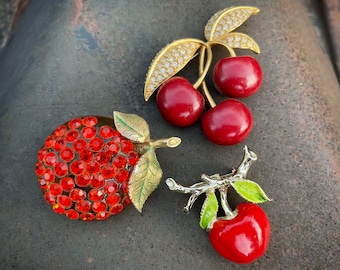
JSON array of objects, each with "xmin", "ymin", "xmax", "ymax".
[
  {"xmin": 213, "ymin": 56, "xmax": 262, "ymax": 98},
  {"xmin": 209, "ymin": 202, "xmax": 270, "ymax": 264},
  {"xmin": 201, "ymin": 99, "xmax": 253, "ymax": 145},
  {"xmin": 156, "ymin": 76, "xmax": 205, "ymax": 127}
]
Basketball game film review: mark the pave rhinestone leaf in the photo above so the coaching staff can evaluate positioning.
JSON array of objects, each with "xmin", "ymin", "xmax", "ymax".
[
  {"xmin": 114, "ymin": 111, "xmax": 150, "ymax": 143},
  {"xmin": 204, "ymin": 6, "xmax": 260, "ymax": 42},
  {"xmin": 128, "ymin": 148, "xmax": 162, "ymax": 212},
  {"xmin": 144, "ymin": 38, "xmax": 202, "ymax": 101},
  {"xmin": 216, "ymin": 32, "xmax": 260, "ymax": 54}
]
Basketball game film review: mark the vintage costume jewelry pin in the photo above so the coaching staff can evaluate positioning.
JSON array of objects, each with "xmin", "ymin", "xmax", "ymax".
[
  {"xmin": 144, "ymin": 6, "xmax": 272, "ymax": 264},
  {"xmin": 144, "ymin": 6, "xmax": 262, "ymax": 145},
  {"xmin": 35, "ymin": 112, "xmax": 181, "ymax": 220},
  {"xmin": 166, "ymin": 146, "xmax": 271, "ymax": 264}
]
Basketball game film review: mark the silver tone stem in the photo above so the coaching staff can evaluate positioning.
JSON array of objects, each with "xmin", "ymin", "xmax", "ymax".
[{"xmin": 165, "ymin": 146, "xmax": 257, "ymax": 213}]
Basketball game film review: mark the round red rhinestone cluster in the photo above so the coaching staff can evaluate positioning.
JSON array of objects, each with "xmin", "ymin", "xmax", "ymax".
[{"xmin": 35, "ymin": 116, "xmax": 140, "ymax": 221}]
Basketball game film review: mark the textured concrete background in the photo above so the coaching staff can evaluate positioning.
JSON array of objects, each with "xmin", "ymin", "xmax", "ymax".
[{"xmin": 0, "ymin": 0, "xmax": 340, "ymax": 269}]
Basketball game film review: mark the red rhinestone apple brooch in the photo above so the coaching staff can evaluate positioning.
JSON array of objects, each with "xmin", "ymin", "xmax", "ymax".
[
  {"xmin": 35, "ymin": 112, "xmax": 181, "ymax": 220},
  {"xmin": 144, "ymin": 6, "xmax": 262, "ymax": 145}
]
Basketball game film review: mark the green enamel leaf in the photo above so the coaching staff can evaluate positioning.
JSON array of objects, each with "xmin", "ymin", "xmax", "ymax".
[
  {"xmin": 199, "ymin": 191, "xmax": 218, "ymax": 230},
  {"xmin": 128, "ymin": 148, "xmax": 162, "ymax": 212},
  {"xmin": 114, "ymin": 111, "xmax": 150, "ymax": 143},
  {"xmin": 231, "ymin": 179, "xmax": 271, "ymax": 203}
]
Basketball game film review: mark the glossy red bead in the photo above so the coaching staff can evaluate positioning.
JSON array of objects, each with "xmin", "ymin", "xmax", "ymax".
[{"xmin": 201, "ymin": 99, "xmax": 253, "ymax": 145}]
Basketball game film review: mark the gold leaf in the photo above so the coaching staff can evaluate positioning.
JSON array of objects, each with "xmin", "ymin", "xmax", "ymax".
[
  {"xmin": 144, "ymin": 38, "xmax": 203, "ymax": 101},
  {"xmin": 128, "ymin": 148, "xmax": 163, "ymax": 212},
  {"xmin": 216, "ymin": 32, "xmax": 260, "ymax": 54},
  {"xmin": 204, "ymin": 6, "xmax": 260, "ymax": 42},
  {"xmin": 113, "ymin": 111, "xmax": 150, "ymax": 143}
]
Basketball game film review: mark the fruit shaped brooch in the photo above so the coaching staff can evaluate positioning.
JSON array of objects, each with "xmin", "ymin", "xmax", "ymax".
[
  {"xmin": 144, "ymin": 6, "xmax": 262, "ymax": 145},
  {"xmin": 35, "ymin": 111, "xmax": 181, "ymax": 220},
  {"xmin": 166, "ymin": 146, "xmax": 271, "ymax": 264}
]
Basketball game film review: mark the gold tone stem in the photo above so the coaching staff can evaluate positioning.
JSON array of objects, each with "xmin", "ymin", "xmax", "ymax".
[
  {"xmin": 150, "ymin": 137, "xmax": 181, "ymax": 149},
  {"xmin": 193, "ymin": 43, "xmax": 213, "ymax": 90},
  {"xmin": 208, "ymin": 41, "xmax": 236, "ymax": 57},
  {"xmin": 198, "ymin": 45, "xmax": 216, "ymax": 108}
]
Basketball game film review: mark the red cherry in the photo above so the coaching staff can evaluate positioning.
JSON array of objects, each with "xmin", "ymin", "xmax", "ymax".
[
  {"xmin": 213, "ymin": 56, "xmax": 262, "ymax": 98},
  {"xmin": 209, "ymin": 202, "xmax": 270, "ymax": 264},
  {"xmin": 156, "ymin": 77, "xmax": 205, "ymax": 127},
  {"xmin": 201, "ymin": 99, "xmax": 253, "ymax": 145}
]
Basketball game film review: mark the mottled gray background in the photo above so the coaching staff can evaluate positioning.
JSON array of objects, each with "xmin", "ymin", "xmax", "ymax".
[{"xmin": 0, "ymin": 0, "xmax": 339, "ymax": 269}]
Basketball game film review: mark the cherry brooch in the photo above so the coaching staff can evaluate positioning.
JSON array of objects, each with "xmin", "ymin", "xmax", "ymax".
[
  {"xmin": 166, "ymin": 146, "xmax": 271, "ymax": 264},
  {"xmin": 144, "ymin": 6, "xmax": 263, "ymax": 145},
  {"xmin": 35, "ymin": 112, "xmax": 181, "ymax": 220}
]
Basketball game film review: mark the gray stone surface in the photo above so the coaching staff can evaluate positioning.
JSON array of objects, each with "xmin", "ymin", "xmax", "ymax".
[{"xmin": 0, "ymin": 0, "xmax": 339, "ymax": 269}]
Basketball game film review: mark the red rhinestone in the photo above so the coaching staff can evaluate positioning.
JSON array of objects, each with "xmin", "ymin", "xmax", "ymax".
[
  {"xmin": 104, "ymin": 180, "xmax": 118, "ymax": 195},
  {"xmin": 121, "ymin": 182, "xmax": 129, "ymax": 195},
  {"xmin": 60, "ymin": 147, "xmax": 75, "ymax": 162},
  {"xmin": 75, "ymin": 175, "xmax": 92, "ymax": 187},
  {"xmin": 38, "ymin": 178, "xmax": 48, "ymax": 190},
  {"xmin": 54, "ymin": 138, "xmax": 66, "ymax": 151},
  {"xmin": 109, "ymin": 204, "xmax": 123, "ymax": 215},
  {"xmin": 89, "ymin": 138, "xmax": 104, "ymax": 152},
  {"xmin": 58, "ymin": 195, "xmax": 72, "ymax": 208},
  {"xmin": 96, "ymin": 212, "xmax": 110, "ymax": 221},
  {"xmin": 50, "ymin": 183, "xmax": 62, "ymax": 196},
  {"xmin": 80, "ymin": 212, "xmax": 95, "ymax": 221},
  {"xmin": 99, "ymin": 126, "xmax": 114, "ymax": 139},
  {"xmin": 92, "ymin": 201, "xmax": 107, "ymax": 212},
  {"xmin": 127, "ymin": 151, "xmax": 139, "ymax": 166},
  {"xmin": 38, "ymin": 148, "xmax": 47, "ymax": 161},
  {"xmin": 121, "ymin": 140, "xmax": 134, "ymax": 153},
  {"xmin": 68, "ymin": 118, "xmax": 83, "ymax": 129},
  {"xmin": 73, "ymin": 139, "xmax": 87, "ymax": 152},
  {"xmin": 82, "ymin": 127, "xmax": 96, "ymax": 139},
  {"xmin": 83, "ymin": 116, "xmax": 98, "ymax": 127},
  {"xmin": 80, "ymin": 149, "xmax": 93, "ymax": 162},
  {"xmin": 70, "ymin": 160, "xmax": 85, "ymax": 175},
  {"xmin": 86, "ymin": 161, "xmax": 100, "ymax": 174},
  {"xmin": 43, "ymin": 168, "xmax": 55, "ymax": 182},
  {"xmin": 44, "ymin": 192, "xmax": 56, "ymax": 204},
  {"xmin": 122, "ymin": 196, "xmax": 132, "ymax": 206},
  {"xmin": 35, "ymin": 162, "xmax": 45, "ymax": 176},
  {"xmin": 115, "ymin": 168, "xmax": 129, "ymax": 183},
  {"xmin": 91, "ymin": 174, "xmax": 105, "ymax": 188},
  {"xmin": 88, "ymin": 189, "xmax": 105, "ymax": 201},
  {"xmin": 45, "ymin": 135, "xmax": 55, "ymax": 148},
  {"xmin": 44, "ymin": 152, "xmax": 58, "ymax": 166},
  {"xmin": 60, "ymin": 177, "xmax": 75, "ymax": 191},
  {"xmin": 54, "ymin": 125, "xmax": 67, "ymax": 137},
  {"xmin": 65, "ymin": 129, "xmax": 79, "ymax": 142},
  {"xmin": 112, "ymin": 130, "xmax": 123, "ymax": 142},
  {"xmin": 96, "ymin": 151, "xmax": 111, "ymax": 165},
  {"xmin": 112, "ymin": 155, "xmax": 126, "ymax": 169},
  {"xmin": 54, "ymin": 162, "xmax": 68, "ymax": 177},
  {"xmin": 53, "ymin": 204, "xmax": 65, "ymax": 214},
  {"xmin": 101, "ymin": 164, "xmax": 115, "ymax": 179},
  {"xmin": 75, "ymin": 200, "xmax": 91, "ymax": 212},
  {"xmin": 69, "ymin": 188, "xmax": 86, "ymax": 202},
  {"xmin": 65, "ymin": 209, "xmax": 79, "ymax": 220},
  {"xmin": 106, "ymin": 193, "xmax": 120, "ymax": 206},
  {"xmin": 105, "ymin": 141, "xmax": 119, "ymax": 155}
]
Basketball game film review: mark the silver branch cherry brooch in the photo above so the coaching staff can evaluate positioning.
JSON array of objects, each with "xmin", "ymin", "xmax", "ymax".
[{"xmin": 166, "ymin": 146, "xmax": 271, "ymax": 264}]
